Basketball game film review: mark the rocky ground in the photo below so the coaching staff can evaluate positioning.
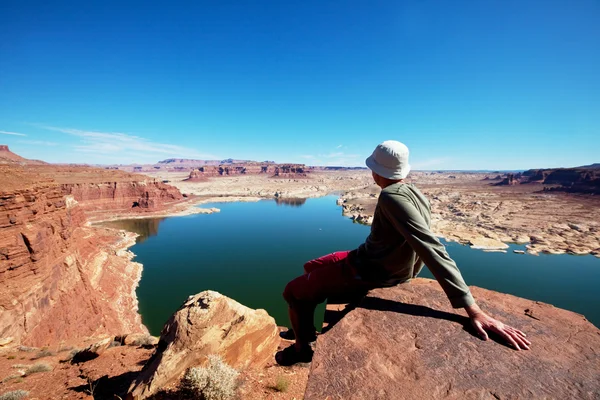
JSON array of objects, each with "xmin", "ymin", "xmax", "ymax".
[
  {"xmin": 0, "ymin": 322, "xmax": 308, "ymax": 400},
  {"xmin": 306, "ymin": 278, "xmax": 600, "ymax": 399}
]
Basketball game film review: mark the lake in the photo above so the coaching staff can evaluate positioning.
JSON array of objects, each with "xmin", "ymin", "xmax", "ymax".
[{"xmin": 101, "ymin": 196, "xmax": 600, "ymax": 335}]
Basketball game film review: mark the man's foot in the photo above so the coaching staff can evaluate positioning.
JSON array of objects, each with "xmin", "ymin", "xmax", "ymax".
[
  {"xmin": 275, "ymin": 344, "xmax": 314, "ymax": 366},
  {"xmin": 279, "ymin": 328, "xmax": 317, "ymax": 342}
]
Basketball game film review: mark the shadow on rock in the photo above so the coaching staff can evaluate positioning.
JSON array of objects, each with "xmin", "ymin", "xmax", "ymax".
[
  {"xmin": 359, "ymin": 296, "xmax": 515, "ymax": 349},
  {"xmin": 69, "ymin": 371, "xmax": 140, "ymax": 400}
]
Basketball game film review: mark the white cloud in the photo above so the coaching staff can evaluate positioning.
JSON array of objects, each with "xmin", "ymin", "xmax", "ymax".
[
  {"xmin": 336, "ymin": 144, "xmax": 343, "ymax": 149},
  {"xmin": 37, "ymin": 125, "xmax": 219, "ymax": 163},
  {"xmin": 18, "ymin": 140, "xmax": 58, "ymax": 146},
  {"xmin": 0, "ymin": 130, "xmax": 27, "ymax": 136}
]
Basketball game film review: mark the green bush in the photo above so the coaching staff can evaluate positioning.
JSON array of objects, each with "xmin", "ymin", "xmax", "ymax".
[{"xmin": 181, "ymin": 355, "xmax": 239, "ymax": 400}]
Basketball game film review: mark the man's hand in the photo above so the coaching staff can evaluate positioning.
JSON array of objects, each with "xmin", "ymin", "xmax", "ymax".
[{"xmin": 465, "ymin": 304, "xmax": 531, "ymax": 351}]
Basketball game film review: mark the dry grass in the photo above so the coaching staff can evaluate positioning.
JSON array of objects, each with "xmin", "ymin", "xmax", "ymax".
[
  {"xmin": 31, "ymin": 350, "xmax": 55, "ymax": 360},
  {"xmin": 0, "ymin": 390, "xmax": 29, "ymax": 400},
  {"xmin": 24, "ymin": 363, "xmax": 52, "ymax": 376},
  {"xmin": 1, "ymin": 375, "xmax": 21, "ymax": 384},
  {"xmin": 272, "ymin": 375, "xmax": 290, "ymax": 392},
  {"xmin": 181, "ymin": 355, "xmax": 239, "ymax": 400}
]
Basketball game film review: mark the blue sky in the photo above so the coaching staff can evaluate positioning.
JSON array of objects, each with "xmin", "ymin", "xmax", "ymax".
[{"xmin": 0, "ymin": 0, "xmax": 598, "ymax": 169}]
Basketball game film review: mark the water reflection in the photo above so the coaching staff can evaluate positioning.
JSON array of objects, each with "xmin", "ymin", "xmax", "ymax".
[
  {"xmin": 99, "ymin": 218, "xmax": 165, "ymax": 243},
  {"xmin": 274, "ymin": 197, "xmax": 307, "ymax": 207}
]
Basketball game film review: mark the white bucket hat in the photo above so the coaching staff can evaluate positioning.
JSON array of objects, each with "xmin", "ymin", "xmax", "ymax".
[{"xmin": 365, "ymin": 140, "xmax": 411, "ymax": 180}]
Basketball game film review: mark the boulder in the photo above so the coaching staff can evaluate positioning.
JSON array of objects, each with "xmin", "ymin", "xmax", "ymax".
[
  {"xmin": 305, "ymin": 278, "xmax": 600, "ymax": 400},
  {"xmin": 128, "ymin": 291, "xmax": 279, "ymax": 399}
]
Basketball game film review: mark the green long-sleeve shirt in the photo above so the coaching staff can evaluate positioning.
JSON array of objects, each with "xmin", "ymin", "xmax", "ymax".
[{"xmin": 353, "ymin": 182, "xmax": 475, "ymax": 309}]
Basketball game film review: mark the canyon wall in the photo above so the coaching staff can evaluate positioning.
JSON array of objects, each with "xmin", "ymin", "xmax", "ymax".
[
  {"xmin": 494, "ymin": 165, "xmax": 600, "ymax": 194},
  {"xmin": 0, "ymin": 164, "xmax": 186, "ymax": 346},
  {"xmin": 61, "ymin": 180, "xmax": 182, "ymax": 211}
]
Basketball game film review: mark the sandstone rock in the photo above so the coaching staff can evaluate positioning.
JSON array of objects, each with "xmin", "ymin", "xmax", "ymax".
[
  {"xmin": 128, "ymin": 291, "xmax": 279, "ymax": 399},
  {"xmin": 71, "ymin": 337, "xmax": 113, "ymax": 362},
  {"xmin": 305, "ymin": 279, "xmax": 600, "ymax": 400},
  {"xmin": 468, "ymin": 237, "xmax": 508, "ymax": 250},
  {"xmin": 0, "ymin": 166, "xmax": 151, "ymax": 346},
  {"xmin": 123, "ymin": 333, "xmax": 159, "ymax": 347},
  {"xmin": 0, "ymin": 337, "xmax": 14, "ymax": 347}
]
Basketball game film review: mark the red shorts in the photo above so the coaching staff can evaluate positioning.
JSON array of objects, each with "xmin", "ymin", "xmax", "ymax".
[{"xmin": 283, "ymin": 251, "xmax": 376, "ymax": 308}]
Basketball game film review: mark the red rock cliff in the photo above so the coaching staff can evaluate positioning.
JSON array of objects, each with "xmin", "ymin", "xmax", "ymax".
[{"xmin": 0, "ymin": 164, "xmax": 185, "ymax": 346}]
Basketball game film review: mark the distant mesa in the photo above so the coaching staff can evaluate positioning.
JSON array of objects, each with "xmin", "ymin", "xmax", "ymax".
[
  {"xmin": 185, "ymin": 162, "xmax": 309, "ymax": 181},
  {"xmin": 492, "ymin": 165, "xmax": 600, "ymax": 194},
  {"xmin": 0, "ymin": 144, "xmax": 47, "ymax": 165}
]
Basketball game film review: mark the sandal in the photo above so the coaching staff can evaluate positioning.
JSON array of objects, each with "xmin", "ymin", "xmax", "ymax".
[
  {"xmin": 275, "ymin": 344, "xmax": 314, "ymax": 366},
  {"xmin": 279, "ymin": 328, "xmax": 317, "ymax": 342}
]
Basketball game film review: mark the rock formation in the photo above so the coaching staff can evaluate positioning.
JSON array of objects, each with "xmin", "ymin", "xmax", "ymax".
[
  {"xmin": 493, "ymin": 166, "xmax": 600, "ymax": 194},
  {"xmin": 61, "ymin": 180, "xmax": 182, "ymax": 212},
  {"xmin": 0, "ymin": 182, "xmax": 148, "ymax": 345},
  {"xmin": 0, "ymin": 145, "xmax": 47, "ymax": 165},
  {"xmin": 0, "ymin": 159, "xmax": 187, "ymax": 346},
  {"xmin": 128, "ymin": 291, "xmax": 279, "ymax": 399},
  {"xmin": 493, "ymin": 172, "xmax": 522, "ymax": 186},
  {"xmin": 305, "ymin": 278, "xmax": 600, "ymax": 400},
  {"xmin": 186, "ymin": 162, "xmax": 308, "ymax": 181}
]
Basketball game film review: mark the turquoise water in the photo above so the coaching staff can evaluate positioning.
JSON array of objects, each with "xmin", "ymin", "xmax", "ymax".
[{"xmin": 104, "ymin": 196, "xmax": 600, "ymax": 334}]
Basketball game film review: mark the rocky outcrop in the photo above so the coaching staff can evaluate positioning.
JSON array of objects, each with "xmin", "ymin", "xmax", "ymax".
[
  {"xmin": 507, "ymin": 166, "xmax": 600, "ymax": 194},
  {"xmin": 493, "ymin": 172, "xmax": 521, "ymax": 186},
  {"xmin": 61, "ymin": 180, "xmax": 182, "ymax": 212},
  {"xmin": 128, "ymin": 291, "xmax": 279, "ymax": 399},
  {"xmin": 186, "ymin": 163, "xmax": 308, "ymax": 181},
  {"xmin": 0, "ymin": 145, "xmax": 47, "ymax": 165},
  {"xmin": 0, "ymin": 160, "xmax": 185, "ymax": 346},
  {"xmin": 0, "ymin": 183, "xmax": 148, "ymax": 345},
  {"xmin": 305, "ymin": 278, "xmax": 600, "ymax": 400},
  {"xmin": 273, "ymin": 164, "xmax": 307, "ymax": 177}
]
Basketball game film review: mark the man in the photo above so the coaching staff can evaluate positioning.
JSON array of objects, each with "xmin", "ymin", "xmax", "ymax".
[{"xmin": 276, "ymin": 140, "xmax": 530, "ymax": 366}]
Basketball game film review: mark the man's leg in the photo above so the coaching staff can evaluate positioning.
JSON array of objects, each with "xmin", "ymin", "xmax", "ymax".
[{"xmin": 279, "ymin": 257, "xmax": 375, "ymax": 365}]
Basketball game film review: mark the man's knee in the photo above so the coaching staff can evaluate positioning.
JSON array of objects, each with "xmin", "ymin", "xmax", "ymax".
[{"xmin": 282, "ymin": 274, "xmax": 323, "ymax": 306}]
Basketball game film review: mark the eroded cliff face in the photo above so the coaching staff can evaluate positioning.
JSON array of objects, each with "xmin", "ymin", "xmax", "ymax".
[
  {"xmin": 0, "ymin": 163, "xmax": 187, "ymax": 346},
  {"xmin": 61, "ymin": 180, "xmax": 183, "ymax": 212},
  {"xmin": 0, "ymin": 183, "xmax": 148, "ymax": 346}
]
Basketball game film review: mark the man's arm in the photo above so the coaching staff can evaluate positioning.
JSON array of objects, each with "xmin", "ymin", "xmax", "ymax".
[{"xmin": 379, "ymin": 192, "xmax": 531, "ymax": 350}]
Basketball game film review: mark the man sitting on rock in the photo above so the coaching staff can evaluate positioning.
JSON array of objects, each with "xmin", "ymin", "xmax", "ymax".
[{"xmin": 276, "ymin": 140, "xmax": 531, "ymax": 366}]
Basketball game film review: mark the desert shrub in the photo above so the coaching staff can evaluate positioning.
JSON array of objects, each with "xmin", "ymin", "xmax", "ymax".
[
  {"xmin": 0, "ymin": 390, "xmax": 29, "ymax": 400},
  {"xmin": 24, "ymin": 363, "xmax": 52, "ymax": 376},
  {"xmin": 273, "ymin": 375, "xmax": 290, "ymax": 392},
  {"xmin": 181, "ymin": 355, "xmax": 239, "ymax": 400},
  {"xmin": 16, "ymin": 346, "xmax": 36, "ymax": 353},
  {"xmin": 10, "ymin": 364, "xmax": 29, "ymax": 369},
  {"xmin": 130, "ymin": 335, "xmax": 155, "ymax": 347},
  {"xmin": 32, "ymin": 349, "xmax": 54, "ymax": 360},
  {"xmin": 6, "ymin": 356, "xmax": 15, "ymax": 360},
  {"xmin": 1, "ymin": 375, "xmax": 21, "ymax": 384}
]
